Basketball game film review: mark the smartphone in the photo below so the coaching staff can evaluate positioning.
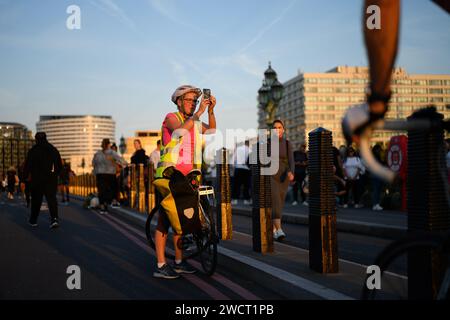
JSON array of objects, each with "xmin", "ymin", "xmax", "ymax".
[{"xmin": 203, "ymin": 88, "xmax": 211, "ymax": 100}]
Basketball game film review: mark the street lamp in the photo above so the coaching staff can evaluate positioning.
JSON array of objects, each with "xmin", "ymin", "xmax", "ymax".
[
  {"xmin": 258, "ymin": 62, "xmax": 284, "ymax": 128},
  {"xmin": 119, "ymin": 135, "xmax": 126, "ymax": 155}
]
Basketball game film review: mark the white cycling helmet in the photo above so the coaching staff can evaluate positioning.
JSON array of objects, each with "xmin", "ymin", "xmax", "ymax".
[{"xmin": 171, "ymin": 85, "xmax": 202, "ymax": 104}]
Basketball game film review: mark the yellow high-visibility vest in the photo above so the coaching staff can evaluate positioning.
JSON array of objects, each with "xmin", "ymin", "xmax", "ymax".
[{"xmin": 155, "ymin": 111, "xmax": 202, "ymax": 178}]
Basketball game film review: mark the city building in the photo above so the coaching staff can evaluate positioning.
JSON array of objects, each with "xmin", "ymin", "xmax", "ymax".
[
  {"xmin": 258, "ymin": 65, "xmax": 450, "ymax": 149},
  {"xmin": 122, "ymin": 130, "xmax": 161, "ymax": 164},
  {"xmin": 36, "ymin": 115, "xmax": 115, "ymax": 174},
  {"xmin": 0, "ymin": 122, "xmax": 34, "ymax": 176}
]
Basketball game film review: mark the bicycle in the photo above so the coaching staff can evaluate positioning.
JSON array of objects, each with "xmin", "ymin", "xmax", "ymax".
[
  {"xmin": 145, "ymin": 169, "xmax": 219, "ymax": 276},
  {"xmin": 352, "ymin": 106, "xmax": 450, "ymax": 300},
  {"xmin": 361, "ymin": 230, "xmax": 450, "ymax": 300}
]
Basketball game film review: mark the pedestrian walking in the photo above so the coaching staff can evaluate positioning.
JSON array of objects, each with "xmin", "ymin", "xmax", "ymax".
[
  {"xmin": 231, "ymin": 140, "xmax": 252, "ymax": 205},
  {"xmin": 110, "ymin": 143, "xmax": 122, "ymax": 207},
  {"xmin": 58, "ymin": 159, "xmax": 73, "ymax": 205},
  {"xmin": 92, "ymin": 138, "xmax": 127, "ymax": 214},
  {"xmin": 371, "ymin": 144, "xmax": 385, "ymax": 211},
  {"xmin": 24, "ymin": 132, "xmax": 63, "ymax": 228},
  {"xmin": 149, "ymin": 140, "xmax": 161, "ymax": 172},
  {"xmin": 271, "ymin": 120, "xmax": 295, "ymax": 241},
  {"xmin": 343, "ymin": 147, "xmax": 365, "ymax": 208},
  {"xmin": 292, "ymin": 144, "xmax": 308, "ymax": 206},
  {"xmin": 6, "ymin": 166, "xmax": 18, "ymax": 200},
  {"xmin": 18, "ymin": 161, "xmax": 31, "ymax": 207}
]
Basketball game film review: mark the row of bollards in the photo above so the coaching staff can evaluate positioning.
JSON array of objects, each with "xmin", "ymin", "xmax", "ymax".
[
  {"xmin": 69, "ymin": 163, "xmax": 157, "ymax": 214},
  {"xmin": 69, "ymin": 174, "xmax": 96, "ymax": 198}
]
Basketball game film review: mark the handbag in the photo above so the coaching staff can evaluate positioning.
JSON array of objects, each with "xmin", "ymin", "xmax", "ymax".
[{"xmin": 279, "ymin": 139, "xmax": 291, "ymax": 183}]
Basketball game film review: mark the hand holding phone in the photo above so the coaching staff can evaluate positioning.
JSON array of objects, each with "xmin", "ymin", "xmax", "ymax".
[{"xmin": 203, "ymin": 88, "xmax": 211, "ymax": 100}]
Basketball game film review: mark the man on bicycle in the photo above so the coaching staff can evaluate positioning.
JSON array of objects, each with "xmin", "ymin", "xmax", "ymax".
[
  {"xmin": 153, "ymin": 85, "xmax": 217, "ymax": 279},
  {"xmin": 342, "ymin": 0, "xmax": 450, "ymax": 144}
]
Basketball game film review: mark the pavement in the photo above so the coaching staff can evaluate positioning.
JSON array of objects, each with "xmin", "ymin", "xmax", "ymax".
[{"xmin": 232, "ymin": 201, "xmax": 406, "ymax": 239}]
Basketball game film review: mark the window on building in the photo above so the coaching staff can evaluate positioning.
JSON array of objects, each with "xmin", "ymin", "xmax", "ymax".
[
  {"xmin": 336, "ymin": 87, "xmax": 350, "ymax": 93},
  {"xmin": 305, "ymin": 96, "xmax": 317, "ymax": 102},
  {"xmin": 318, "ymin": 87, "xmax": 333, "ymax": 93},
  {"xmin": 334, "ymin": 78, "xmax": 349, "ymax": 84},
  {"xmin": 318, "ymin": 96, "xmax": 334, "ymax": 102},
  {"xmin": 428, "ymin": 80, "xmax": 442, "ymax": 86},
  {"xmin": 317, "ymin": 78, "xmax": 333, "ymax": 84},
  {"xmin": 394, "ymin": 79, "xmax": 411, "ymax": 85},
  {"xmin": 335, "ymin": 96, "xmax": 349, "ymax": 102},
  {"xmin": 414, "ymin": 80, "xmax": 427, "ymax": 86},
  {"xmin": 413, "ymin": 88, "xmax": 427, "ymax": 94},
  {"xmin": 305, "ymin": 87, "xmax": 318, "ymax": 93},
  {"xmin": 429, "ymin": 88, "xmax": 443, "ymax": 94}
]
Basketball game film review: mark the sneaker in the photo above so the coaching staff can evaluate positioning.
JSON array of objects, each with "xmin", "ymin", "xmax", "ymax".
[
  {"xmin": 343, "ymin": 204, "xmax": 348, "ymax": 208},
  {"xmin": 354, "ymin": 204, "xmax": 364, "ymax": 209},
  {"xmin": 99, "ymin": 205, "xmax": 108, "ymax": 214},
  {"xmin": 273, "ymin": 229, "xmax": 279, "ymax": 239},
  {"xmin": 231, "ymin": 199, "xmax": 238, "ymax": 205},
  {"xmin": 50, "ymin": 220, "xmax": 59, "ymax": 229},
  {"xmin": 173, "ymin": 260, "xmax": 197, "ymax": 274},
  {"xmin": 292, "ymin": 201, "xmax": 298, "ymax": 206},
  {"xmin": 28, "ymin": 221, "xmax": 38, "ymax": 227},
  {"xmin": 111, "ymin": 202, "xmax": 121, "ymax": 208},
  {"xmin": 243, "ymin": 199, "xmax": 252, "ymax": 205},
  {"xmin": 372, "ymin": 204, "xmax": 383, "ymax": 211},
  {"xmin": 153, "ymin": 264, "xmax": 180, "ymax": 279},
  {"xmin": 302, "ymin": 201, "xmax": 309, "ymax": 207},
  {"xmin": 277, "ymin": 229, "xmax": 286, "ymax": 241}
]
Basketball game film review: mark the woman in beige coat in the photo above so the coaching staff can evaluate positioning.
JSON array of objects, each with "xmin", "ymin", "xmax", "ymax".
[{"xmin": 271, "ymin": 120, "xmax": 295, "ymax": 241}]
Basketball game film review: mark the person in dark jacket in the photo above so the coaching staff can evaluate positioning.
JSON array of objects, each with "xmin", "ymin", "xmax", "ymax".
[
  {"xmin": 130, "ymin": 139, "xmax": 150, "ymax": 207},
  {"xmin": 131, "ymin": 139, "xmax": 150, "ymax": 166},
  {"xmin": 24, "ymin": 132, "xmax": 63, "ymax": 228}
]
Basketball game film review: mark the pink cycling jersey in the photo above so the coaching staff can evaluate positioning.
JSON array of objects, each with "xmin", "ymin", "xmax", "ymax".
[{"xmin": 161, "ymin": 113, "xmax": 195, "ymax": 176}]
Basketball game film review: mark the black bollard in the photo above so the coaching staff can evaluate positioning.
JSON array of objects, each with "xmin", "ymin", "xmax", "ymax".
[
  {"xmin": 130, "ymin": 164, "xmax": 136, "ymax": 209},
  {"xmin": 148, "ymin": 162, "xmax": 155, "ymax": 213},
  {"xmin": 407, "ymin": 106, "xmax": 450, "ymax": 299},
  {"xmin": 308, "ymin": 128, "xmax": 338, "ymax": 273},
  {"xmin": 250, "ymin": 135, "xmax": 273, "ymax": 253},
  {"xmin": 216, "ymin": 148, "xmax": 232, "ymax": 240},
  {"xmin": 138, "ymin": 164, "xmax": 145, "ymax": 213}
]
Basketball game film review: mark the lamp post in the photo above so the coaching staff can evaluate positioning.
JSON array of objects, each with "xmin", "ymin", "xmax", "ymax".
[
  {"xmin": 119, "ymin": 135, "xmax": 126, "ymax": 155},
  {"xmin": 258, "ymin": 62, "xmax": 284, "ymax": 128}
]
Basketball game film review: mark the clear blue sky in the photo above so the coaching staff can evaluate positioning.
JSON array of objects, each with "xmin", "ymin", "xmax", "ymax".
[{"xmin": 1, "ymin": 0, "xmax": 450, "ymax": 142}]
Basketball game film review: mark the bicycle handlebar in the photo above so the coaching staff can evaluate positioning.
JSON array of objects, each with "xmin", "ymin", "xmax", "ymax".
[{"xmin": 359, "ymin": 118, "xmax": 433, "ymax": 184}]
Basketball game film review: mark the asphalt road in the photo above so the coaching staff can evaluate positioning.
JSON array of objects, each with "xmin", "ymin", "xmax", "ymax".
[{"xmin": 0, "ymin": 195, "xmax": 281, "ymax": 300}]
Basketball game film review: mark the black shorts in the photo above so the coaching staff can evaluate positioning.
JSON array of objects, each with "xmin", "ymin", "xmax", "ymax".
[{"xmin": 156, "ymin": 208, "xmax": 172, "ymax": 234}]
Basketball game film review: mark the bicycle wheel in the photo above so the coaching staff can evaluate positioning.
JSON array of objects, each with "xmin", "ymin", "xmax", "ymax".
[
  {"xmin": 197, "ymin": 198, "xmax": 218, "ymax": 276},
  {"xmin": 361, "ymin": 234, "xmax": 447, "ymax": 300}
]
